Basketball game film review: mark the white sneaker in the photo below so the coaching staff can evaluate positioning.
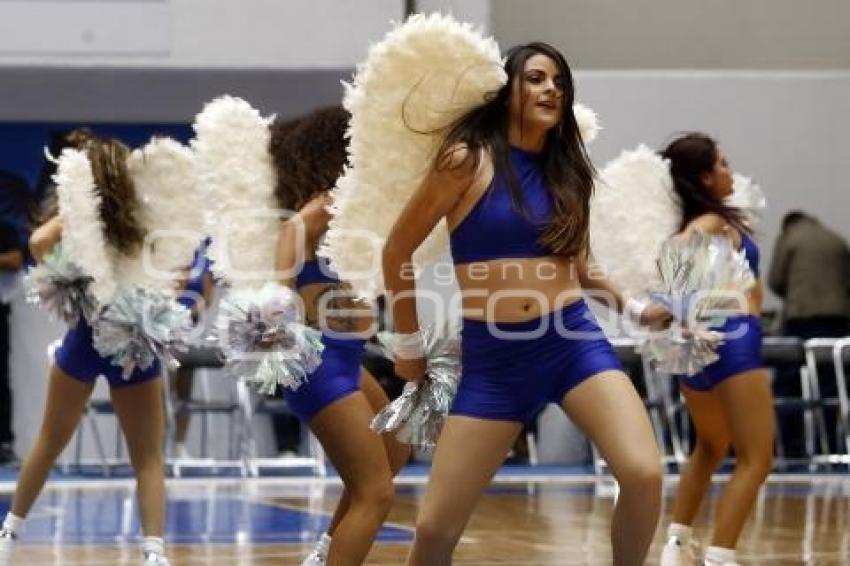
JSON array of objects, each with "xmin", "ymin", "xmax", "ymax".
[
  {"xmin": 143, "ymin": 551, "xmax": 171, "ymax": 565},
  {"xmin": 704, "ymin": 560, "xmax": 740, "ymax": 566},
  {"xmin": 174, "ymin": 443, "xmax": 191, "ymax": 460},
  {"xmin": 0, "ymin": 528, "xmax": 17, "ymax": 566},
  {"xmin": 300, "ymin": 549, "xmax": 326, "ymax": 566},
  {"xmin": 301, "ymin": 533, "xmax": 331, "ymax": 566},
  {"xmin": 660, "ymin": 535, "xmax": 699, "ymax": 566}
]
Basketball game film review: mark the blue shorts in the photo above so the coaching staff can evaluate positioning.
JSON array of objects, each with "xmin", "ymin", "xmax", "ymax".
[
  {"xmin": 451, "ymin": 299, "xmax": 624, "ymax": 424},
  {"xmin": 678, "ymin": 315, "xmax": 764, "ymax": 391},
  {"xmin": 54, "ymin": 321, "xmax": 161, "ymax": 388},
  {"xmin": 281, "ymin": 333, "xmax": 367, "ymax": 422}
]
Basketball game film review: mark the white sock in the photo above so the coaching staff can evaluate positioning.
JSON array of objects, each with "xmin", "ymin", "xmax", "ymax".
[
  {"xmin": 316, "ymin": 532, "xmax": 331, "ymax": 553},
  {"xmin": 2, "ymin": 513, "xmax": 24, "ymax": 534},
  {"xmin": 704, "ymin": 545, "xmax": 736, "ymax": 564},
  {"xmin": 142, "ymin": 536, "xmax": 165, "ymax": 557},
  {"xmin": 667, "ymin": 522, "xmax": 692, "ymax": 545}
]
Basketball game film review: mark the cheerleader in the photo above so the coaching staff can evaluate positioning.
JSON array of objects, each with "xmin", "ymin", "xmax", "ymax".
[
  {"xmin": 0, "ymin": 131, "xmax": 174, "ymax": 565},
  {"xmin": 658, "ymin": 133, "xmax": 773, "ymax": 566},
  {"xmin": 382, "ymin": 42, "xmax": 667, "ymax": 566}
]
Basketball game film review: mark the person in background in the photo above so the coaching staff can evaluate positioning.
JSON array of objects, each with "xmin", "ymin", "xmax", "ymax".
[
  {"xmin": 0, "ymin": 171, "xmax": 30, "ymax": 467},
  {"xmin": 769, "ymin": 211, "xmax": 850, "ymax": 456}
]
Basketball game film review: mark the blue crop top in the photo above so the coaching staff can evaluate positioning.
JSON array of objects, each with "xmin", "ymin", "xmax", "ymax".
[
  {"xmin": 450, "ymin": 147, "xmax": 553, "ymax": 265},
  {"xmin": 740, "ymin": 232, "xmax": 760, "ymax": 278},
  {"xmin": 295, "ymin": 257, "xmax": 339, "ymax": 288}
]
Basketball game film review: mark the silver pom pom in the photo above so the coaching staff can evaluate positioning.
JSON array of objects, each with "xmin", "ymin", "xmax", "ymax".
[
  {"xmin": 93, "ymin": 287, "xmax": 193, "ymax": 380},
  {"xmin": 642, "ymin": 230, "xmax": 756, "ymax": 375},
  {"xmin": 24, "ymin": 245, "xmax": 97, "ymax": 325},
  {"xmin": 215, "ymin": 283, "xmax": 323, "ymax": 395},
  {"xmin": 370, "ymin": 324, "xmax": 461, "ymax": 448}
]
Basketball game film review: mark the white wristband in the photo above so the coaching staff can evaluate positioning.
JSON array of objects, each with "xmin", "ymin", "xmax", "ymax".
[
  {"xmin": 393, "ymin": 330, "xmax": 426, "ymax": 360},
  {"xmin": 624, "ymin": 297, "xmax": 647, "ymax": 326}
]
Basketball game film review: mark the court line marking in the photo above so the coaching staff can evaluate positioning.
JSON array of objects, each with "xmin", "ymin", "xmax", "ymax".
[{"xmin": 3, "ymin": 472, "xmax": 849, "ymax": 493}]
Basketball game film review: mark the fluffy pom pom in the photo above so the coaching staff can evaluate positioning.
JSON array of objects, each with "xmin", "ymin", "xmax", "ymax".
[
  {"xmin": 574, "ymin": 103, "xmax": 602, "ymax": 145},
  {"xmin": 122, "ymin": 137, "xmax": 205, "ymax": 293},
  {"xmin": 370, "ymin": 323, "xmax": 461, "ymax": 447},
  {"xmin": 215, "ymin": 283, "xmax": 324, "ymax": 395},
  {"xmin": 24, "ymin": 244, "xmax": 97, "ymax": 325},
  {"xmin": 192, "ymin": 95, "xmax": 280, "ymax": 289},
  {"xmin": 320, "ymin": 13, "xmax": 506, "ymax": 299},
  {"xmin": 589, "ymin": 144, "xmax": 680, "ymax": 299},
  {"xmin": 93, "ymin": 287, "xmax": 193, "ymax": 380},
  {"xmin": 642, "ymin": 230, "xmax": 757, "ymax": 375},
  {"xmin": 54, "ymin": 148, "xmax": 118, "ymax": 304}
]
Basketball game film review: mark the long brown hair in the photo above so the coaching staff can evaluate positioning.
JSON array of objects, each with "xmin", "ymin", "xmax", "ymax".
[
  {"xmin": 661, "ymin": 132, "xmax": 750, "ymax": 235},
  {"xmin": 75, "ymin": 130, "xmax": 146, "ymax": 254},
  {"xmin": 432, "ymin": 42, "xmax": 596, "ymax": 258},
  {"xmin": 268, "ymin": 106, "xmax": 350, "ymax": 212}
]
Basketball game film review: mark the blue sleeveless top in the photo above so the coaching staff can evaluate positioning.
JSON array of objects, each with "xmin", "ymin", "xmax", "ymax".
[
  {"xmin": 450, "ymin": 147, "xmax": 553, "ymax": 265},
  {"xmin": 740, "ymin": 232, "xmax": 760, "ymax": 278},
  {"xmin": 177, "ymin": 238, "xmax": 212, "ymax": 310},
  {"xmin": 295, "ymin": 257, "xmax": 339, "ymax": 288}
]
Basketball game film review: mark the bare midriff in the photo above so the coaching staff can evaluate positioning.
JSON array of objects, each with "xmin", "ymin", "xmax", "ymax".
[{"xmin": 454, "ymin": 255, "xmax": 583, "ymax": 322}]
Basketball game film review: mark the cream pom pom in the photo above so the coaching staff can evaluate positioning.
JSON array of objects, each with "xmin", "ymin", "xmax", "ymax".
[
  {"xmin": 589, "ymin": 144, "xmax": 680, "ymax": 299},
  {"xmin": 319, "ymin": 13, "xmax": 506, "ymax": 300},
  {"xmin": 122, "ymin": 137, "xmax": 205, "ymax": 293},
  {"xmin": 192, "ymin": 95, "xmax": 280, "ymax": 289},
  {"xmin": 54, "ymin": 148, "xmax": 118, "ymax": 304},
  {"xmin": 574, "ymin": 103, "xmax": 602, "ymax": 145}
]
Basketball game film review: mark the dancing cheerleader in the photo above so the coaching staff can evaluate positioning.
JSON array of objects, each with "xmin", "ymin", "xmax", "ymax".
[
  {"xmin": 380, "ymin": 42, "xmax": 667, "ymax": 565},
  {"xmin": 274, "ymin": 107, "xmax": 412, "ymax": 566},
  {"xmin": 657, "ymin": 133, "xmax": 773, "ymax": 566},
  {"xmin": 0, "ymin": 130, "xmax": 201, "ymax": 566},
  {"xmin": 194, "ymin": 102, "xmax": 410, "ymax": 566}
]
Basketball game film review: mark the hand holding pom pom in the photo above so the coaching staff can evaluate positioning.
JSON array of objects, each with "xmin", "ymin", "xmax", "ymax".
[{"xmin": 370, "ymin": 323, "xmax": 461, "ymax": 448}]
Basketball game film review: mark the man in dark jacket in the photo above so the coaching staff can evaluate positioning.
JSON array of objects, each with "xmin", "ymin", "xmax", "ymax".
[{"xmin": 769, "ymin": 211, "xmax": 850, "ymax": 457}]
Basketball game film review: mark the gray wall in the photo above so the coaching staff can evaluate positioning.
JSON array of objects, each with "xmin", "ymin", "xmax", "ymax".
[
  {"xmin": 492, "ymin": 0, "xmax": 850, "ymax": 69},
  {"xmin": 0, "ymin": 0, "xmax": 401, "ymax": 68}
]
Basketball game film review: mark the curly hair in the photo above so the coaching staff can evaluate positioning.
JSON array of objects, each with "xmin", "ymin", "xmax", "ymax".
[{"xmin": 268, "ymin": 106, "xmax": 350, "ymax": 212}]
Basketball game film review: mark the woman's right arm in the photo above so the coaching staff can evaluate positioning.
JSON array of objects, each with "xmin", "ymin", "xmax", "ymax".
[
  {"xmin": 382, "ymin": 146, "xmax": 478, "ymax": 381},
  {"xmin": 29, "ymin": 215, "xmax": 62, "ymax": 262}
]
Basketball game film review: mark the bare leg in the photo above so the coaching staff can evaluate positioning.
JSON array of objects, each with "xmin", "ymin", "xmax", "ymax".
[
  {"xmin": 310, "ymin": 391, "xmax": 396, "ymax": 566},
  {"xmin": 170, "ymin": 366, "xmax": 193, "ymax": 446},
  {"xmin": 10, "ymin": 366, "xmax": 93, "ymax": 517},
  {"xmin": 325, "ymin": 369, "xmax": 411, "ymax": 537},
  {"xmin": 406, "ymin": 416, "xmax": 521, "ymax": 566},
  {"xmin": 710, "ymin": 370, "xmax": 774, "ymax": 547},
  {"xmin": 561, "ymin": 371, "xmax": 663, "ymax": 566},
  {"xmin": 671, "ymin": 385, "xmax": 732, "ymax": 526},
  {"xmin": 111, "ymin": 377, "xmax": 166, "ymax": 537}
]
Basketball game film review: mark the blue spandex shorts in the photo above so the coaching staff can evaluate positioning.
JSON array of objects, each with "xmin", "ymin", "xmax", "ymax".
[
  {"xmin": 54, "ymin": 321, "xmax": 161, "ymax": 388},
  {"xmin": 281, "ymin": 333, "xmax": 367, "ymax": 422},
  {"xmin": 450, "ymin": 299, "xmax": 624, "ymax": 424},
  {"xmin": 678, "ymin": 314, "xmax": 764, "ymax": 391}
]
